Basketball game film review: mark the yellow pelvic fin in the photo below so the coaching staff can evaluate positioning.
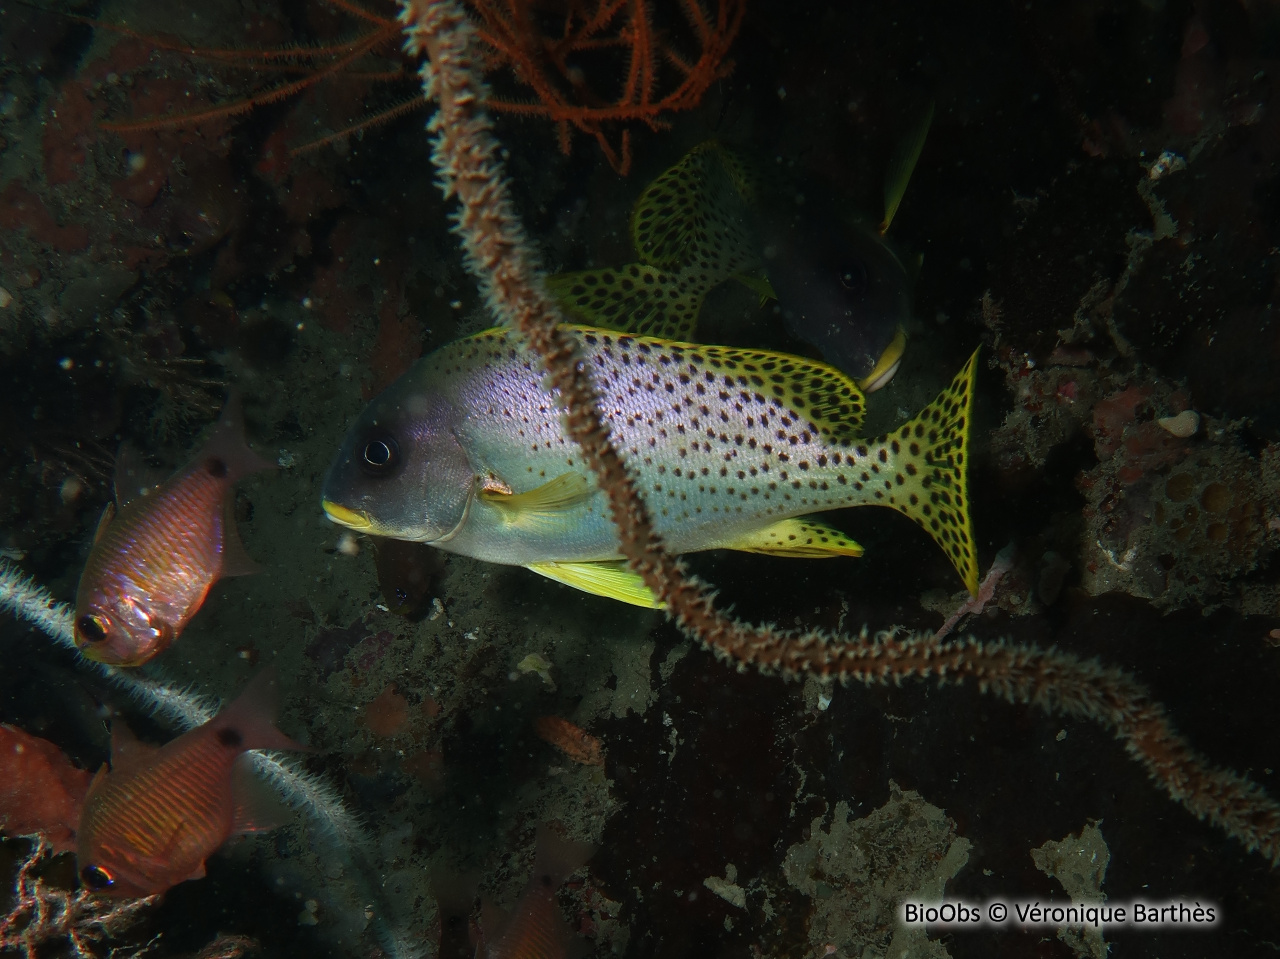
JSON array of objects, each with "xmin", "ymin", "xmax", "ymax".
[
  {"xmin": 869, "ymin": 348, "xmax": 980, "ymax": 595},
  {"xmin": 526, "ymin": 560, "xmax": 663, "ymax": 609},
  {"xmin": 478, "ymin": 472, "xmax": 593, "ymax": 532},
  {"xmin": 547, "ymin": 265, "xmax": 703, "ymax": 341},
  {"xmin": 880, "ymin": 100, "xmax": 935, "ymax": 235},
  {"xmin": 722, "ymin": 518, "xmax": 863, "ymax": 558}
]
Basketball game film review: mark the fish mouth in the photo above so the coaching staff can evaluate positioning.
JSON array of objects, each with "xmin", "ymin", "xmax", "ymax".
[
  {"xmin": 322, "ymin": 500, "xmax": 374, "ymax": 530},
  {"xmin": 857, "ymin": 326, "xmax": 908, "ymax": 394}
]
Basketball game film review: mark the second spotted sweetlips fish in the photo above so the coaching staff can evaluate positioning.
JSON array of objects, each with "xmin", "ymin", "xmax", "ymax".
[
  {"xmin": 322, "ymin": 327, "xmax": 979, "ymax": 607},
  {"xmin": 74, "ymin": 396, "xmax": 274, "ymax": 666},
  {"xmin": 548, "ymin": 112, "xmax": 933, "ymax": 393}
]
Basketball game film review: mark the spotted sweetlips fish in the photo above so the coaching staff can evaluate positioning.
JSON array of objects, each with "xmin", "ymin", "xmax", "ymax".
[
  {"xmin": 74, "ymin": 396, "xmax": 274, "ymax": 666},
  {"xmin": 548, "ymin": 111, "xmax": 933, "ymax": 393},
  {"xmin": 322, "ymin": 327, "xmax": 978, "ymax": 607}
]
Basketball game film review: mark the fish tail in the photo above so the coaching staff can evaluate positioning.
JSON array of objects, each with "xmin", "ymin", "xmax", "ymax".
[
  {"xmin": 202, "ymin": 391, "xmax": 276, "ymax": 482},
  {"xmin": 872, "ymin": 349, "xmax": 980, "ymax": 595},
  {"xmin": 215, "ymin": 668, "xmax": 310, "ymax": 754},
  {"xmin": 547, "ymin": 266, "xmax": 706, "ymax": 341}
]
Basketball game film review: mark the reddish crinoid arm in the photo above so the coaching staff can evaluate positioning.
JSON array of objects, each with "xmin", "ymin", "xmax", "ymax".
[
  {"xmin": 84, "ymin": 0, "xmax": 743, "ymax": 173},
  {"xmin": 87, "ymin": 0, "xmax": 421, "ymax": 161},
  {"xmin": 470, "ymin": 0, "xmax": 747, "ymax": 173}
]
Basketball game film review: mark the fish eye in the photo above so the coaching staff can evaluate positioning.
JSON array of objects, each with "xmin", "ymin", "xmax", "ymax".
[
  {"xmin": 80, "ymin": 864, "xmax": 114, "ymax": 891},
  {"xmin": 360, "ymin": 436, "xmax": 400, "ymax": 475},
  {"xmin": 77, "ymin": 614, "xmax": 109, "ymax": 643},
  {"xmin": 837, "ymin": 258, "xmax": 869, "ymax": 295}
]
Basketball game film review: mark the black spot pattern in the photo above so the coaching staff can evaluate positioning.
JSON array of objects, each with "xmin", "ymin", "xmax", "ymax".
[
  {"xmin": 427, "ymin": 330, "xmax": 977, "ymax": 587},
  {"xmin": 545, "ymin": 142, "xmax": 760, "ymax": 343}
]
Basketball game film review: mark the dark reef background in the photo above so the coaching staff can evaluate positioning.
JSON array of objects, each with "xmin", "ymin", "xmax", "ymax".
[{"xmin": 1, "ymin": 0, "xmax": 1279, "ymax": 957}]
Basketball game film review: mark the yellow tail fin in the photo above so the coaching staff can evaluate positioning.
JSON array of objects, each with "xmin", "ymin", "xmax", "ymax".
[
  {"xmin": 547, "ymin": 266, "xmax": 704, "ymax": 341},
  {"xmin": 874, "ymin": 349, "xmax": 980, "ymax": 594}
]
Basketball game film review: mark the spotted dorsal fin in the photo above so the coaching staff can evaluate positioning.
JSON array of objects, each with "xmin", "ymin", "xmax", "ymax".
[{"xmin": 577, "ymin": 330, "xmax": 868, "ymax": 440}]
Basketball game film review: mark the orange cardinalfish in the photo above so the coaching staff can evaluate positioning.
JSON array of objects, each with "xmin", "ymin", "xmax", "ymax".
[
  {"xmin": 76, "ymin": 670, "xmax": 306, "ymax": 898},
  {"xmin": 476, "ymin": 824, "xmax": 595, "ymax": 959},
  {"xmin": 74, "ymin": 395, "xmax": 274, "ymax": 665}
]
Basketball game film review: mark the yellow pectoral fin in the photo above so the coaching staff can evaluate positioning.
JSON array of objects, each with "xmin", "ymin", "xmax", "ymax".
[
  {"xmin": 526, "ymin": 561, "xmax": 663, "ymax": 609},
  {"xmin": 478, "ymin": 468, "xmax": 596, "ymax": 530},
  {"xmin": 722, "ymin": 518, "xmax": 864, "ymax": 558}
]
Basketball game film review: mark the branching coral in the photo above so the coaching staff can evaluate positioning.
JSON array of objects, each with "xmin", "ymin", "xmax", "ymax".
[{"xmin": 90, "ymin": 0, "xmax": 742, "ymax": 173}]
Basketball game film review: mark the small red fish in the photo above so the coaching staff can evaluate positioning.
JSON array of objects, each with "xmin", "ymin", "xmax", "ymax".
[
  {"xmin": 76, "ymin": 670, "xmax": 304, "ymax": 898},
  {"xmin": 0, "ymin": 724, "xmax": 93, "ymax": 853},
  {"xmin": 74, "ymin": 395, "xmax": 273, "ymax": 665},
  {"xmin": 477, "ymin": 824, "xmax": 594, "ymax": 959}
]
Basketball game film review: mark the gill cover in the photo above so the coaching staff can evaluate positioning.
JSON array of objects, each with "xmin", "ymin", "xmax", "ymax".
[{"xmin": 321, "ymin": 375, "xmax": 475, "ymax": 543}]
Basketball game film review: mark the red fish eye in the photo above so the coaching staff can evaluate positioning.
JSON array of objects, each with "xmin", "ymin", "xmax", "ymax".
[
  {"xmin": 80, "ymin": 864, "xmax": 114, "ymax": 890},
  {"xmin": 360, "ymin": 437, "xmax": 399, "ymax": 474},
  {"xmin": 77, "ymin": 614, "xmax": 109, "ymax": 643}
]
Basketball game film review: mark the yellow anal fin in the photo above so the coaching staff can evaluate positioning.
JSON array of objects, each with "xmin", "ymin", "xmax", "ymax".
[
  {"xmin": 547, "ymin": 265, "xmax": 702, "ymax": 341},
  {"xmin": 724, "ymin": 518, "xmax": 863, "ymax": 558},
  {"xmin": 871, "ymin": 348, "xmax": 980, "ymax": 595},
  {"xmin": 526, "ymin": 560, "xmax": 663, "ymax": 609},
  {"xmin": 479, "ymin": 473, "xmax": 593, "ymax": 532},
  {"xmin": 880, "ymin": 100, "xmax": 934, "ymax": 235}
]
